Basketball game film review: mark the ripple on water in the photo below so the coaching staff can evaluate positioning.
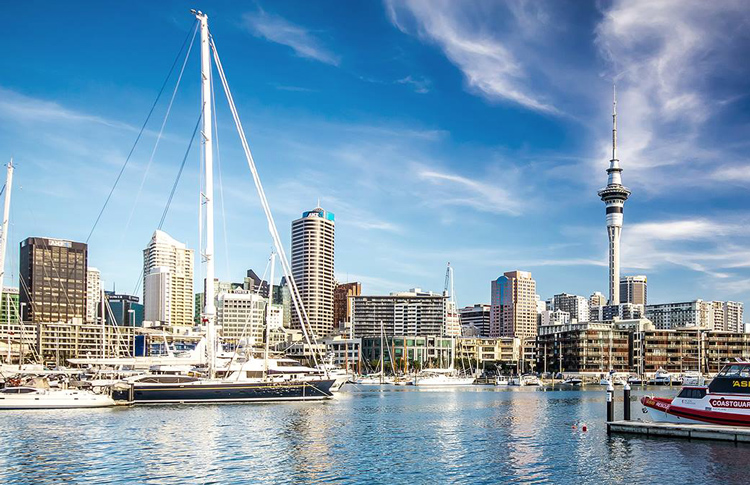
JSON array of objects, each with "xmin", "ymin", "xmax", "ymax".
[{"xmin": 0, "ymin": 387, "xmax": 744, "ymax": 484}]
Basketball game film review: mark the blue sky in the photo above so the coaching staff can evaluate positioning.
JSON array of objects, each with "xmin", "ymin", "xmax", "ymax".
[{"xmin": 3, "ymin": 1, "xmax": 750, "ymax": 311}]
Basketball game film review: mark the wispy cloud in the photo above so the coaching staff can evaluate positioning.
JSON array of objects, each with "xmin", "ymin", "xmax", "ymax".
[
  {"xmin": 243, "ymin": 10, "xmax": 340, "ymax": 66},
  {"xmin": 416, "ymin": 166, "xmax": 523, "ymax": 216},
  {"xmin": 396, "ymin": 75, "xmax": 431, "ymax": 94},
  {"xmin": 385, "ymin": 0, "xmax": 558, "ymax": 113},
  {"xmin": 593, "ymin": 0, "xmax": 750, "ymax": 193}
]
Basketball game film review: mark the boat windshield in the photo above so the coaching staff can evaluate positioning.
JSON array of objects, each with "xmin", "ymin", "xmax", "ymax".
[
  {"xmin": 717, "ymin": 365, "xmax": 750, "ymax": 377},
  {"xmin": 1, "ymin": 387, "xmax": 38, "ymax": 394},
  {"xmin": 677, "ymin": 388, "xmax": 707, "ymax": 399}
]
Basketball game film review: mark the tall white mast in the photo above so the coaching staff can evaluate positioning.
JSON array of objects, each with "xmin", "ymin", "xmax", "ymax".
[
  {"xmin": 0, "ymin": 159, "xmax": 14, "ymax": 322},
  {"xmin": 263, "ymin": 251, "xmax": 275, "ymax": 380},
  {"xmin": 194, "ymin": 10, "xmax": 217, "ymax": 376}
]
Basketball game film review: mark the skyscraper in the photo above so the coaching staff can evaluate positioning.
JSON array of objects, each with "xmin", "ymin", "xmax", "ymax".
[
  {"xmin": 334, "ymin": 282, "xmax": 361, "ymax": 332},
  {"xmin": 598, "ymin": 87, "xmax": 631, "ymax": 305},
  {"xmin": 86, "ymin": 267, "xmax": 101, "ymax": 323},
  {"xmin": 620, "ymin": 275, "xmax": 647, "ymax": 305},
  {"xmin": 490, "ymin": 271, "xmax": 537, "ymax": 339},
  {"xmin": 19, "ymin": 237, "xmax": 87, "ymax": 323},
  {"xmin": 143, "ymin": 230, "xmax": 194, "ymax": 327},
  {"xmin": 552, "ymin": 293, "xmax": 590, "ymax": 322},
  {"xmin": 291, "ymin": 206, "xmax": 335, "ymax": 338}
]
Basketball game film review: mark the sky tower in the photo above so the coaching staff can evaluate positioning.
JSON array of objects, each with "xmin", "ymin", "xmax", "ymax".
[{"xmin": 598, "ymin": 86, "xmax": 631, "ymax": 305}]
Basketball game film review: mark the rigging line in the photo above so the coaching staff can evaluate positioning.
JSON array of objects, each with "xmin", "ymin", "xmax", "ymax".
[
  {"xmin": 86, "ymin": 20, "xmax": 198, "ymax": 244},
  {"xmin": 132, "ymin": 110, "xmax": 202, "ymax": 297},
  {"xmin": 211, "ymin": 69, "xmax": 232, "ymax": 280},
  {"xmin": 210, "ymin": 36, "xmax": 324, "ymax": 369},
  {"xmin": 123, "ymin": 22, "xmax": 199, "ymax": 240}
]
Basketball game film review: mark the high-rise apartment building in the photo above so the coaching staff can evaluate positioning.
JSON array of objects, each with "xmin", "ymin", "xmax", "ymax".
[
  {"xmin": 724, "ymin": 301, "xmax": 744, "ymax": 333},
  {"xmin": 459, "ymin": 304, "xmax": 491, "ymax": 337},
  {"xmin": 0, "ymin": 287, "xmax": 19, "ymax": 326},
  {"xmin": 490, "ymin": 271, "xmax": 537, "ymax": 339},
  {"xmin": 351, "ymin": 289, "xmax": 450, "ymax": 337},
  {"xmin": 620, "ymin": 275, "xmax": 647, "ymax": 305},
  {"xmin": 590, "ymin": 292, "xmax": 606, "ymax": 307},
  {"xmin": 552, "ymin": 293, "xmax": 589, "ymax": 323},
  {"xmin": 645, "ymin": 300, "xmax": 713, "ymax": 330},
  {"xmin": 19, "ymin": 237, "xmax": 87, "ymax": 323},
  {"xmin": 86, "ymin": 267, "xmax": 101, "ymax": 323},
  {"xmin": 712, "ymin": 301, "xmax": 725, "ymax": 331},
  {"xmin": 217, "ymin": 290, "xmax": 267, "ymax": 345},
  {"xmin": 334, "ymin": 282, "xmax": 361, "ymax": 331},
  {"xmin": 143, "ymin": 230, "xmax": 194, "ymax": 327},
  {"xmin": 291, "ymin": 207, "xmax": 335, "ymax": 338}
]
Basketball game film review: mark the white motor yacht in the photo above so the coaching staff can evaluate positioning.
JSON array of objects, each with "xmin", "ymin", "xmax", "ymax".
[
  {"xmin": 0, "ymin": 386, "xmax": 114, "ymax": 410},
  {"xmin": 413, "ymin": 370, "xmax": 474, "ymax": 387},
  {"xmin": 495, "ymin": 376, "xmax": 509, "ymax": 386},
  {"xmin": 520, "ymin": 374, "xmax": 541, "ymax": 386},
  {"xmin": 681, "ymin": 370, "xmax": 705, "ymax": 386}
]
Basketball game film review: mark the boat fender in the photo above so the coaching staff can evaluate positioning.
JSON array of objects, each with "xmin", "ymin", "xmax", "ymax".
[{"xmin": 582, "ymin": 425, "xmax": 587, "ymax": 432}]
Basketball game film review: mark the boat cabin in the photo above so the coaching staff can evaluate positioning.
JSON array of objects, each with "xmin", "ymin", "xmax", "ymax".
[{"xmin": 708, "ymin": 363, "xmax": 750, "ymax": 394}]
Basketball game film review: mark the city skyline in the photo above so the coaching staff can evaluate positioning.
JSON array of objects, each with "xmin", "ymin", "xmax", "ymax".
[{"xmin": 1, "ymin": 2, "xmax": 750, "ymax": 311}]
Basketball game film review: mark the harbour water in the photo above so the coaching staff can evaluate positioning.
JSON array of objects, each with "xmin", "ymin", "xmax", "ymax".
[{"xmin": 0, "ymin": 386, "xmax": 744, "ymax": 484}]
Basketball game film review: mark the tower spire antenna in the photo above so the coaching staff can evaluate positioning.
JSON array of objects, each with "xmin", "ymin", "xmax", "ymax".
[{"xmin": 612, "ymin": 83, "xmax": 617, "ymax": 162}]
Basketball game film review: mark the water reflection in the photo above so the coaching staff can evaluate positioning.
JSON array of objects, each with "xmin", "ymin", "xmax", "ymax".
[{"xmin": 0, "ymin": 387, "xmax": 745, "ymax": 484}]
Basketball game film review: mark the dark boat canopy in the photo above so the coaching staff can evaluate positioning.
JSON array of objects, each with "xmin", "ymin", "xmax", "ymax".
[{"xmin": 709, "ymin": 363, "xmax": 750, "ymax": 394}]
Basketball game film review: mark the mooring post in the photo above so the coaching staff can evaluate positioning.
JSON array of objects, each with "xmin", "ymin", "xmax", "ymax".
[
  {"xmin": 607, "ymin": 380, "xmax": 615, "ymax": 424},
  {"xmin": 623, "ymin": 382, "xmax": 631, "ymax": 421}
]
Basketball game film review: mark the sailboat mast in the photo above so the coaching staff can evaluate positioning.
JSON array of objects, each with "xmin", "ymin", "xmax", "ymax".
[
  {"xmin": 0, "ymin": 159, "xmax": 13, "ymax": 325},
  {"xmin": 264, "ymin": 252, "xmax": 275, "ymax": 380},
  {"xmin": 195, "ymin": 10, "xmax": 217, "ymax": 377}
]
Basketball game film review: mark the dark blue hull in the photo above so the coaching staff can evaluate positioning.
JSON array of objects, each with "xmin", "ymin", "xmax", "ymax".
[{"xmin": 113, "ymin": 379, "xmax": 335, "ymax": 405}]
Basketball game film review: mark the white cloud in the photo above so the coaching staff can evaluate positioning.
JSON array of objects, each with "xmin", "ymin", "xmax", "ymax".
[
  {"xmin": 385, "ymin": 0, "xmax": 558, "ymax": 113},
  {"xmin": 395, "ymin": 75, "xmax": 431, "ymax": 94},
  {"xmin": 243, "ymin": 10, "xmax": 340, "ymax": 66},
  {"xmin": 416, "ymin": 167, "xmax": 523, "ymax": 216},
  {"xmin": 594, "ymin": 0, "xmax": 750, "ymax": 192}
]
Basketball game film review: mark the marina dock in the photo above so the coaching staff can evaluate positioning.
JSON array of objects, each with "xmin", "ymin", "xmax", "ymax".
[{"xmin": 608, "ymin": 420, "xmax": 750, "ymax": 443}]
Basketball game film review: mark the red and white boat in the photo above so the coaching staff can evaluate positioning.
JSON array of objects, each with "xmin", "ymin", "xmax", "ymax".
[{"xmin": 641, "ymin": 362, "xmax": 750, "ymax": 427}]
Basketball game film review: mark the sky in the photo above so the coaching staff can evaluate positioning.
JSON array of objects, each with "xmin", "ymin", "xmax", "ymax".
[{"xmin": 2, "ymin": 1, "xmax": 750, "ymax": 312}]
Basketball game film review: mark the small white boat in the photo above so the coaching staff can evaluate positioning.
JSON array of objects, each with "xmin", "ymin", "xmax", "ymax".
[
  {"xmin": 562, "ymin": 377, "xmax": 582, "ymax": 386},
  {"xmin": 495, "ymin": 376, "xmax": 509, "ymax": 386},
  {"xmin": 681, "ymin": 371, "xmax": 705, "ymax": 386},
  {"xmin": 508, "ymin": 376, "xmax": 521, "ymax": 386},
  {"xmin": 520, "ymin": 374, "xmax": 541, "ymax": 386},
  {"xmin": 413, "ymin": 373, "xmax": 475, "ymax": 387},
  {"xmin": 355, "ymin": 375, "xmax": 394, "ymax": 385},
  {"xmin": 649, "ymin": 368, "xmax": 672, "ymax": 385},
  {"xmin": 0, "ymin": 387, "xmax": 115, "ymax": 409}
]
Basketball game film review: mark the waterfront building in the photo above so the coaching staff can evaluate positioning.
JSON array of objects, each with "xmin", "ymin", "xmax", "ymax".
[
  {"xmin": 19, "ymin": 237, "xmax": 87, "ymax": 324},
  {"xmin": 552, "ymin": 293, "xmax": 589, "ymax": 323},
  {"xmin": 217, "ymin": 289, "xmax": 267, "ymax": 345},
  {"xmin": 278, "ymin": 277, "xmax": 291, "ymax": 327},
  {"xmin": 351, "ymin": 289, "xmax": 449, "ymax": 337},
  {"xmin": 490, "ymin": 271, "xmax": 537, "ymax": 339},
  {"xmin": 105, "ymin": 292, "xmax": 144, "ymax": 327},
  {"xmin": 645, "ymin": 299, "xmax": 713, "ymax": 329},
  {"xmin": 334, "ymin": 282, "xmax": 361, "ymax": 332},
  {"xmin": 459, "ymin": 304, "xmax": 491, "ymax": 337},
  {"xmin": 598, "ymin": 89, "xmax": 631, "ymax": 305},
  {"xmin": 86, "ymin": 267, "xmax": 101, "ymax": 323},
  {"xmin": 536, "ymin": 321, "xmax": 633, "ymax": 374},
  {"xmin": 142, "ymin": 230, "xmax": 194, "ymax": 327},
  {"xmin": 361, "ymin": 335, "xmax": 455, "ymax": 370},
  {"xmin": 456, "ymin": 337, "xmax": 520, "ymax": 365},
  {"xmin": 620, "ymin": 275, "xmax": 647, "ymax": 305},
  {"xmin": 285, "ymin": 334, "xmax": 362, "ymax": 370},
  {"xmin": 291, "ymin": 206, "xmax": 335, "ymax": 338},
  {"xmin": 36, "ymin": 321, "xmax": 135, "ymax": 365}
]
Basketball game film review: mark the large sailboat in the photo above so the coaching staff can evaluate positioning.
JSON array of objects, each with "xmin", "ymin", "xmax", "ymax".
[{"xmin": 113, "ymin": 10, "xmax": 333, "ymax": 405}]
